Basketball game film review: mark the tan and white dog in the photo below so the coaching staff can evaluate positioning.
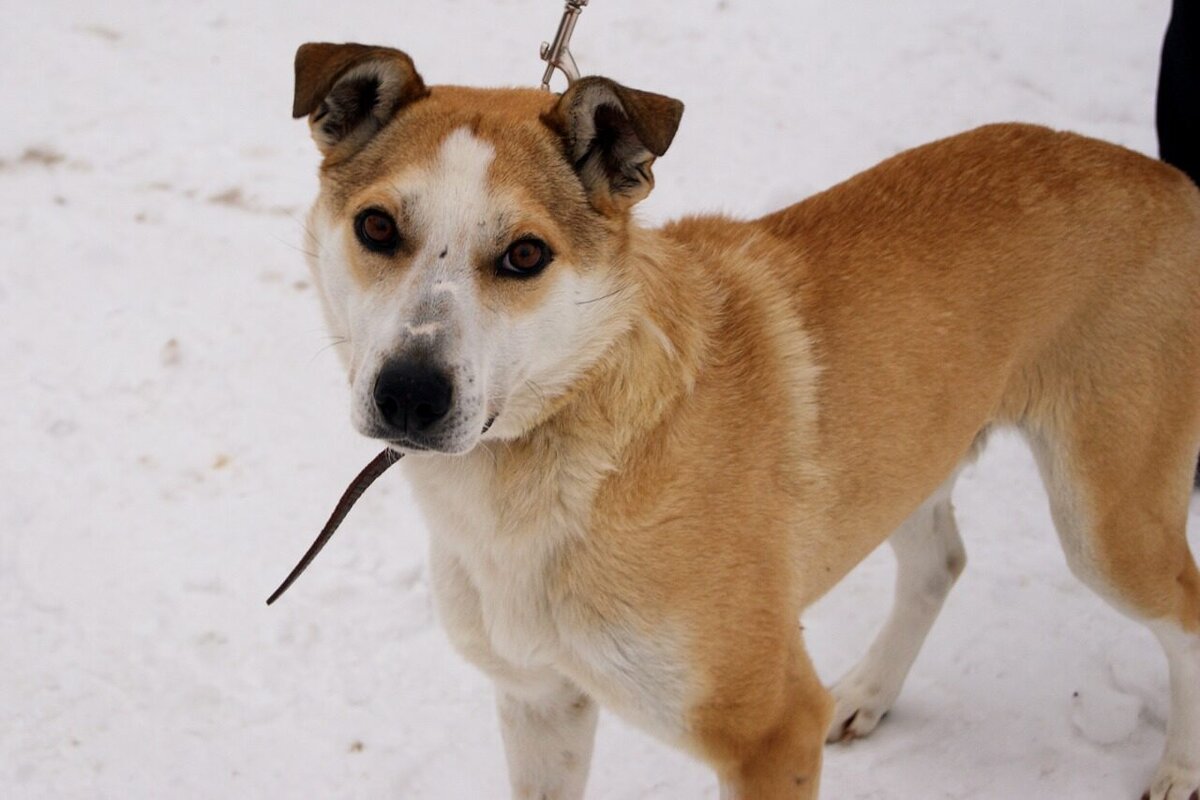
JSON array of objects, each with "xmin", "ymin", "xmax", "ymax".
[{"xmin": 292, "ymin": 42, "xmax": 1200, "ymax": 799}]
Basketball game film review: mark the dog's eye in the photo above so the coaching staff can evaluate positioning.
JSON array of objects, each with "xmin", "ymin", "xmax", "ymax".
[
  {"xmin": 354, "ymin": 209, "xmax": 400, "ymax": 253},
  {"xmin": 498, "ymin": 238, "xmax": 552, "ymax": 277}
]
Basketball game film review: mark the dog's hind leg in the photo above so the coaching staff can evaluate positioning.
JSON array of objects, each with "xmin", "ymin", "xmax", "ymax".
[
  {"xmin": 1146, "ymin": 622, "xmax": 1200, "ymax": 800},
  {"xmin": 1025, "ymin": 394, "xmax": 1200, "ymax": 800},
  {"xmin": 827, "ymin": 474, "xmax": 966, "ymax": 743}
]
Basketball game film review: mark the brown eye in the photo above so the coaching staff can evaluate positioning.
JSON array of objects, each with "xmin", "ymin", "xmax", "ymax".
[
  {"xmin": 354, "ymin": 209, "xmax": 400, "ymax": 253},
  {"xmin": 498, "ymin": 238, "xmax": 552, "ymax": 276}
]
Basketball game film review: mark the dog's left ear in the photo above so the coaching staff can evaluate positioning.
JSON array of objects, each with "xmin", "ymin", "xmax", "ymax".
[
  {"xmin": 544, "ymin": 77, "xmax": 684, "ymax": 214},
  {"xmin": 292, "ymin": 42, "xmax": 429, "ymax": 159}
]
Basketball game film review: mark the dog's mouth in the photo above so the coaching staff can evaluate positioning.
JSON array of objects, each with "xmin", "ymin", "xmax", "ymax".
[
  {"xmin": 387, "ymin": 437, "xmax": 430, "ymax": 452},
  {"xmin": 384, "ymin": 415, "xmax": 496, "ymax": 454}
]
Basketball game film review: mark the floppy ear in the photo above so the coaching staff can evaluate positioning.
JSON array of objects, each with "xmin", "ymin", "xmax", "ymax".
[
  {"xmin": 544, "ymin": 76, "xmax": 684, "ymax": 213},
  {"xmin": 292, "ymin": 42, "xmax": 429, "ymax": 158}
]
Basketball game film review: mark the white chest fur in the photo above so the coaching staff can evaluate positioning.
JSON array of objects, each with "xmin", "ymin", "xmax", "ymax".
[
  {"xmin": 401, "ymin": 447, "xmax": 689, "ymax": 741},
  {"xmin": 403, "ymin": 449, "xmax": 578, "ymax": 668}
]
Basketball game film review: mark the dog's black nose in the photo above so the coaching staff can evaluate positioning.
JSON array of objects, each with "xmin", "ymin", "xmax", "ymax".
[{"xmin": 373, "ymin": 361, "xmax": 453, "ymax": 433}]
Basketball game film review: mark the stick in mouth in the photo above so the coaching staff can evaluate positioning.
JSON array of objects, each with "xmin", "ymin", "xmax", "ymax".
[{"xmin": 266, "ymin": 448, "xmax": 403, "ymax": 605}]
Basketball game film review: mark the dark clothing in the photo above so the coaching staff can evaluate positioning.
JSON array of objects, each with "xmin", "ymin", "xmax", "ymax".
[
  {"xmin": 1158, "ymin": 0, "xmax": 1199, "ymax": 185},
  {"xmin": 1159, "ymin": 1, "xmax": 1200, "ymax": 484}
]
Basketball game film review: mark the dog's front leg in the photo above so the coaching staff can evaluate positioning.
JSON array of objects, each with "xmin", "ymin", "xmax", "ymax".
[
  {"xmin": 497, "ymin": 675, "xmax": 599, "ymax": 800},
  {"xmin": 697, "ymin": 636, "xmax": 831, "ymax": 800},
  {"xmin": 429, "ymin": 544, "xmax": 598, "ymax": 799}
]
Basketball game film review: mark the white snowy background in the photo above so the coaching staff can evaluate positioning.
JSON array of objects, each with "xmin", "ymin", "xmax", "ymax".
[{"xmin": 1, "ymin": 1, "xmax": 1191, "ymax": 797}]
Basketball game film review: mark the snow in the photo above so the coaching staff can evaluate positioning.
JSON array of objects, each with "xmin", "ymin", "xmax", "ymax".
[{"xmin": 0, "ymin": 1, "xmax": 1188, "ymax": 797}]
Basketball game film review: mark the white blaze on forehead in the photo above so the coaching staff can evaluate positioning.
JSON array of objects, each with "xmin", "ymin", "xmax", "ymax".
[
  {"xmin": 418, "ymin": 127, "xmax": 496, "ymax": 254},
  {"xmin": 377, "ymin": 127, "xmax": 495, "ymax": 357}
]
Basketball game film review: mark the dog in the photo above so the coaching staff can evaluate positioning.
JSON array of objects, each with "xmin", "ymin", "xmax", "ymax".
[{"xmin": 291, "ymin": 41, "xmax": 1200, "ymax": 799}]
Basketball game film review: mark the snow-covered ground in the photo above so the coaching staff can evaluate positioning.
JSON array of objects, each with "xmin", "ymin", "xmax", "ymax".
[{"xmin": 1, "ymin": 1, "xmax": 1189, "ymax": 797}]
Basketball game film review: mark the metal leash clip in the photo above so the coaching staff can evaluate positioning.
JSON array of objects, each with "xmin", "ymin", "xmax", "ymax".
[{"xmin": 540, "ymin": 0, "xmax": 589, "ymax": 91}]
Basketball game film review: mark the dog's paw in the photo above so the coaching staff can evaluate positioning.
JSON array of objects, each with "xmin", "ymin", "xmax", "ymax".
[
  {"xmin": 1141, "ymin": 761, "xmax": 1200, "ymax": 800},
  {"xmin": 825, "ymin": 670, "xmax": 899, "ymax": 743}
]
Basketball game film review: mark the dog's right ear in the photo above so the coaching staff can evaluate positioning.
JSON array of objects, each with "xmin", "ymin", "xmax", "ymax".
[{"xmin": 292, "ymin": 42, "xmax": 429, "ymax": 159}]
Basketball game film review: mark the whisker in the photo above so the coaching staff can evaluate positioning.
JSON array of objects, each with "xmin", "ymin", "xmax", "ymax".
[
  {"xmin": 310, "ymin": 337, "xmax": 350, "ymax": 363},
  {"xmin": 286, "ymin": 210, "xmax": 322, "ymax": 251},
  {"xmin": 524, "ymin": 379, "xmax": 549, "ymax": 407},
  {"xmin": 575, "ymin": 284, "xmax": 628, "ymax": 306},
  {"xmin": 271, "ymin": 233, "xmax": 319, "ymax": 259}
]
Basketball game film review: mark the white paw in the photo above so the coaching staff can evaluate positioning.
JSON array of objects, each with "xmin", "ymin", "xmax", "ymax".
[
  {"xmin": 1143, "ymin": 762, "xmax": 1200, "ymax": 800},
  {"xmin": 825, "ymin": 668, "xmax": 901, "ymax": 743}
]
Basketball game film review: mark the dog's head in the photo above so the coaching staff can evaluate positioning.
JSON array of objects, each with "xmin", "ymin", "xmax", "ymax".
[{"xmin": 294, "ymin": 43, "xmax": 683, "ymax": 454}]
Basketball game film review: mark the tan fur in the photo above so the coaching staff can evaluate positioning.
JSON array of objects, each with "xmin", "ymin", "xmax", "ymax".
[{"xmin": 295, "ymin": 44, "xmax": 1200, "ymax": 798}]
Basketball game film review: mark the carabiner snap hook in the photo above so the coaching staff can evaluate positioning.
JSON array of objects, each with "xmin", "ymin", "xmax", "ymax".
[{"xmin": 540, "ymin": 0, "xmax": 589, "ymax": 91}]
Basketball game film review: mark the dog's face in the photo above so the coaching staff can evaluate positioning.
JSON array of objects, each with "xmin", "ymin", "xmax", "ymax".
[{"xmin": 294, "ymin": 43, "xmax": 683, "ymax": 454}]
